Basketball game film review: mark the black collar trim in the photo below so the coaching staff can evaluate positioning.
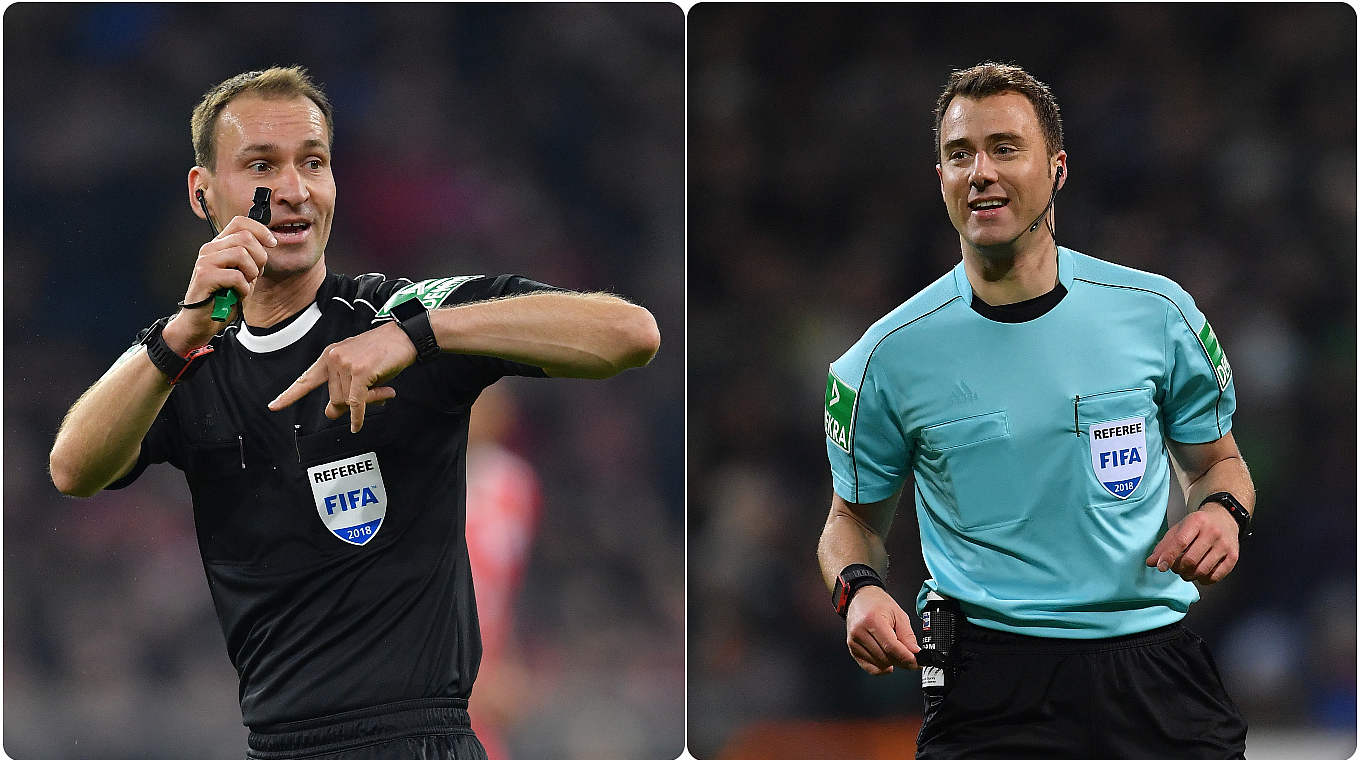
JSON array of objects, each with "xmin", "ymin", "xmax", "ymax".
[{"xmin": 971, "ymin": 282, "xmax": 1068, "ymax": 323}]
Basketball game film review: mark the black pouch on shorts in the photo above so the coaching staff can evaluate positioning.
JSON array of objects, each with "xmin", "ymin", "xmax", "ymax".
[{"xmin": 918, "ymin": 592, "xmax": 962, "ymax": 694}]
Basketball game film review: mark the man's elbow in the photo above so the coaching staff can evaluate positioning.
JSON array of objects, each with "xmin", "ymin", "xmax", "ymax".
[
  {"xmin": 616, "ymin": 305, "xmax": 660, "ymax": 370},
  {"xmin": 50, "ymin": 459, "xmax": 97, "ymax": 498},
  {"xmin": 49, "ymin": 449, "xmax": 106, "ymax": 498},
  {"xmin": 546, "ymin": 303, "xmax": 660, "ymax": 379}
]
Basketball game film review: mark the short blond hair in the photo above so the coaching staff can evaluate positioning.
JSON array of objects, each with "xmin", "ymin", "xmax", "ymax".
[{"xmin": 190, "ymin": 66, "xmax": 334, "ymax": 171}]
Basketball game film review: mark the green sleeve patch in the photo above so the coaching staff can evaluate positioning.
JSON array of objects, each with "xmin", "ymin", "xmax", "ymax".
[
  {"xmin": 376, "ymin": 276, "xmax": 480, "ymax": 317},
  {"xmin": 1196, "ymin": 320, "xmax": 1232, "ymax": 391},
  {"xmin": 825, "ymin": 368, "xmax": 858, "ymax": 453}
]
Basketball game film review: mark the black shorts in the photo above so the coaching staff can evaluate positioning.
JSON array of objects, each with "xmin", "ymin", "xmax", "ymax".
[
  {"xmin": 245, "ymin": 698, "xmax": 487, "ymax": 760},
  {"xmin": 916, "ymin": 621, "xmax": 1247, "ymax": 760}
]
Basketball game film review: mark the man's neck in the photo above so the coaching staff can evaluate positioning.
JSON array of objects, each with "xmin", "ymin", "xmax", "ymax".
[
  {"xmin": 961, "ymin": 239, "xmax": 1059, "ymax": 306},
  {"xmin": 241, "ymin": 264, "xmax": 328, "ymax": 328}
]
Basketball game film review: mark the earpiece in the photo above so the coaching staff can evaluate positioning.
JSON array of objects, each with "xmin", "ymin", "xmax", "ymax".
[
  {"xmin": 196, "ymin": 188, "xmax": 220, "ymax": 236},
  {"xmin": 1056, "ymin": 165, "xmax": 1065, "ymax": 180}
]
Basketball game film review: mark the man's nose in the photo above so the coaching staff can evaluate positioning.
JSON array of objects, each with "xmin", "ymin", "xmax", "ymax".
[
  {"xmin": 969, "ymin": 152, "xmax": 998, "ymax": 188},
  {"xmin": 272, "ymin": 165, "xmax": 311, "ymax": 206}
]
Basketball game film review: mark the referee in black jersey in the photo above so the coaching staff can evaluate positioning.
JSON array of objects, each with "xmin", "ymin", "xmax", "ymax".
[{"xmin": 49, "ymin": 66, "xmax": 659, "ymax": 760}]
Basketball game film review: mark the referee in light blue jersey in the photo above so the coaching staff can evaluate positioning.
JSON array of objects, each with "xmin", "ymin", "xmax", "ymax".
[{"xmin": 817, "ymin": 62, "xmax": 1252, "ymax": 759}]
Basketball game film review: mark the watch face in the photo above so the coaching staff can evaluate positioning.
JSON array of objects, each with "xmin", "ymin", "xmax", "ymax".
[
  {"xmin": 1212, "ymin": 494, "xmax": 1243, "ymax": 515},
  {"xmin": 833, "ymin": 575, "xmax": 854, "ymax": 615},
  {"xmin": 1205, "ymin": 493, "xmax": 1250, "ymax": 534},
  {"xmin": 390, "ymin": 297, "xmax": 426, "ymax": 320}
]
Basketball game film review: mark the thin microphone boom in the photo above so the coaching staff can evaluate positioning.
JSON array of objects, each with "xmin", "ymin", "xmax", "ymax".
[{"xmin": 1009, "ymin": 166, "xmax": 1064, "ymax": 245}]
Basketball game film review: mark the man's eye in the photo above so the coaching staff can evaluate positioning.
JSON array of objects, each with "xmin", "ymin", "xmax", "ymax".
[
  {"xmin": 950, "ymin": 151, "xmax": 969, "ymax": 161},
  {"xmin": 995, "ymin": 145, "xmax": 1015, "ymax": 155},
  {"xmin": 249, "ymin": 161, "xmax": 270, "ymax": 172},
  {"xmin": 305, "ymin": 159, "xmax": 323, "ymax": 170}
]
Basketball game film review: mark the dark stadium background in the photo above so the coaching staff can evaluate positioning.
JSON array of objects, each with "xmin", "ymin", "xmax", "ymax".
[
  {"xmin": 3, "ymin": 4, "xmax": 682, "ymax": 759},
  {"xmin": 688, "ymin": 4, "xmax": 1356, "ymax": 759}
]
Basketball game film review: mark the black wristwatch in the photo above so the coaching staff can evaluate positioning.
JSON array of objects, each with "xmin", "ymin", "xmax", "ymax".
[
  {"xmin": 1199, "ymin": 491, "xmax": 1252, "ymax": 538},
  {"xmin": 833, "ymin": 564, "xmax": 886, "ymax": 619},
  {"xmin": 389, "ymin": 297, "xmax": 441, "ymax": 364},
  {"xmin": 140, "ymin": 316, "xmax": 215, "ymax": 385}
]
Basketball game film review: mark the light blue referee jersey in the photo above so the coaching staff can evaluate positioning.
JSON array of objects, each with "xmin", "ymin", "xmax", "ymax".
[{"xmin": 824, "ymin": 246, "xmax": 1235, "ymax": 638}]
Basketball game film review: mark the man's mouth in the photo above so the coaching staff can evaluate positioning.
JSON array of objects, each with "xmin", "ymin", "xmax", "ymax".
[
  {"xmin": 269, "ymin": 222, "xmax": 312, "ymax": 244},
  {"xmin": 968, "ymin": 198, "xmax": 1009, "ymax": 212}
]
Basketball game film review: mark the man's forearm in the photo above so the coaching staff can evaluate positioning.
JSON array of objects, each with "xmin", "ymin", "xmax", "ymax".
[
  {"xmin": 428, "ymin": 291, "xmax": 660, "ymax": 378},
  {"xmin": 50, "ymin": 347, "xmax": 173, "ymax": 497},
  {"xmin": 817, "ymin": 494, "xmax": 895, "ymax": 592},
  {"xmin": 1183, "ymin": 455, "xmax": 1255, "ymax": 516}
]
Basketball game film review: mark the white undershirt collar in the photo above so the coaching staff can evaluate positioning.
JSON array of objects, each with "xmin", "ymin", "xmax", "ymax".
[{"xmin": 235, "ymin": 302, "xmax": 323, "ymax": 353}]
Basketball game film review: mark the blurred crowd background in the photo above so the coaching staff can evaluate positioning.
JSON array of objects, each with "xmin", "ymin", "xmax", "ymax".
[
  {"xmin": 4, "ymin": 4, "xmax": 682, "ymax": 759},
  {"xmin": 6, "ymin": 3, "xmax": 1358, "ymax": 760},
  {"xmin": 689, "ymin": 4, "xmax": 1356, "ymax": 759}
]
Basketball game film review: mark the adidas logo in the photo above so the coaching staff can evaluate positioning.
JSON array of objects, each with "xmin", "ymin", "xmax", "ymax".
[{"xmin": 949, "ymin": 381, "xmax": 978, "ymax": 404}]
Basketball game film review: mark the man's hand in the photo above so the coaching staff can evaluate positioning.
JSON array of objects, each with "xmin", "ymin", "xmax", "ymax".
[
  {"xmin": 845, "ymin": 586, "xmax": 922, "ymax": 675},
  {"xmin": 162, "ymin": 216, "xmax": 276, "ymax": 354},
  {"xmin": 1145, "ymin": 504, "xmax": 1240, "ymax": 584},
  {"xmin": 268, "ymin": 322, "xmax": 416, "ymax": 432}
]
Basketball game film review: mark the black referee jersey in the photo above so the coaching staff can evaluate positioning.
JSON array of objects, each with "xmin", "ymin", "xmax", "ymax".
[{"xmin": 108, "ymin": 270, "xmax": 557, "ymax": 728}]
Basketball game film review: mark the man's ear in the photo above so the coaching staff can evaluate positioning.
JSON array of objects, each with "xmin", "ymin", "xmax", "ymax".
[{"xmin": 188, "ymin": 166, "xmax": 210, "ymax": 221}]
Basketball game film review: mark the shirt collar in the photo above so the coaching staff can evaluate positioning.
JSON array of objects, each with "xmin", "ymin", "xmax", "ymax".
[{"xmin": 952, "ymin": 245, "xmax": 1074, "ymax": 301}]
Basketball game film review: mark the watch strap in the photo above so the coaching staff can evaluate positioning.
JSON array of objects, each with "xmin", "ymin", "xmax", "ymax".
[
  {"xmin": 141, "ymin": 317, "xmax": 214, "ymax": 385},
  {"xmin": 833, "ymin": 563, "xmax": 886, "ymax": 619},
  {"xmin": 1200, "ymin": 491, "xmax": 1252, "ymax": 537},
  {"xmin": 390, "ymin": 299, "xmax": 441, "ymax": 364}
]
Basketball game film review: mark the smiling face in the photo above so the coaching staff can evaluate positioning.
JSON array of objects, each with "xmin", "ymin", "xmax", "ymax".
[
  {"xmin": 195, "ymin": 93, "xmax": 336, "ymax": 280},
  {"xmin": 936, "ymin": 91, "xmax": 1065, "ymax": 256}
]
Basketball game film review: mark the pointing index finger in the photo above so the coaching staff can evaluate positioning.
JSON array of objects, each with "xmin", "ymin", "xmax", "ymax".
[
  {"xmin": 348, "ymin": 374, "xmax": 368, "ymax": 433},
  {"xmin": 269, "ymin": 358, "xmax": 328, "ymax": 411}
]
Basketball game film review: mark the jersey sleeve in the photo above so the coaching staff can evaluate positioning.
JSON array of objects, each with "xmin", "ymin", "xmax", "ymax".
[
  {"xmin": 1161, "ymin": 288, "xmax": 1236, "ymax": 443},
  {"xmin": 371, "ymin": 274, "xmax": 570, "ymax": 406},
  {"xmin": 825, "ymin": 347, "xmax": 912, "ymax": 504}
]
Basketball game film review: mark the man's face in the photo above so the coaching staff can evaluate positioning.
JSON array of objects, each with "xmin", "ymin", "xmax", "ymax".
[
  {"xmin": 205, "ymin": 94, "xmax": 335, "ymax": 279},
  {"xmin": 936, "ymin": 92, "xmax": 1064, "ymax": 254}
]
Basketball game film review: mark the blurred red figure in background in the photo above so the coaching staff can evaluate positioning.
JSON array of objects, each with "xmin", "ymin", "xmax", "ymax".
[{"xmin": 465, "ymin": 384, "xmax": 542, "ymax": 760}]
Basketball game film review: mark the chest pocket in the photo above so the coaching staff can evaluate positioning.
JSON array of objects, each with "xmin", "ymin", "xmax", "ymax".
[
  {"xmin": 297, "ymin": 412, "xmax": 403, "ymax": 548},
  {"xmin": 190, "ymin": 411, "xmax": 403, "ymax": 566},
  {"xmin": 296, "ymin": 409, "xmax": 396, "ymax": 465},
  {"xmin": 184, "ymin": 435, "xmax": 310, "ymax": 566},
  {"xmin": 917, "ymin": 411, "xmax": 1026, "ymax": 531},
  {"xmin": 1076, "ymin": 388, "xmax": 1157, "ymax": 504}
]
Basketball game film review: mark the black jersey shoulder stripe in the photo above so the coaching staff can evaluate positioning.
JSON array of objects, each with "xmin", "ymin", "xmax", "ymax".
[
  {"xmin": 849, "ymin": 295, "xmax": 962, "ymax": 503},
  {"xmin": 327, "ymin": 272, "xmax": 409, "ymax": 318},
  {"xmin": 1073, "ymin": 277, "xmax": 1224, "ymax": 438},
  {"xmin": 328, "ymin": 296, "xmax": 382, "ymax": 313}
]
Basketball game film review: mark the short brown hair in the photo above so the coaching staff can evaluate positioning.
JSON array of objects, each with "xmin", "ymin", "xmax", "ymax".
[
  {"xmin": 933, "ymin": 62, "xmax": 1063, "ymax": 161},
  {"xmin": 191, "ymin": 66, "xmax": 334, "ymax": 171}
]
